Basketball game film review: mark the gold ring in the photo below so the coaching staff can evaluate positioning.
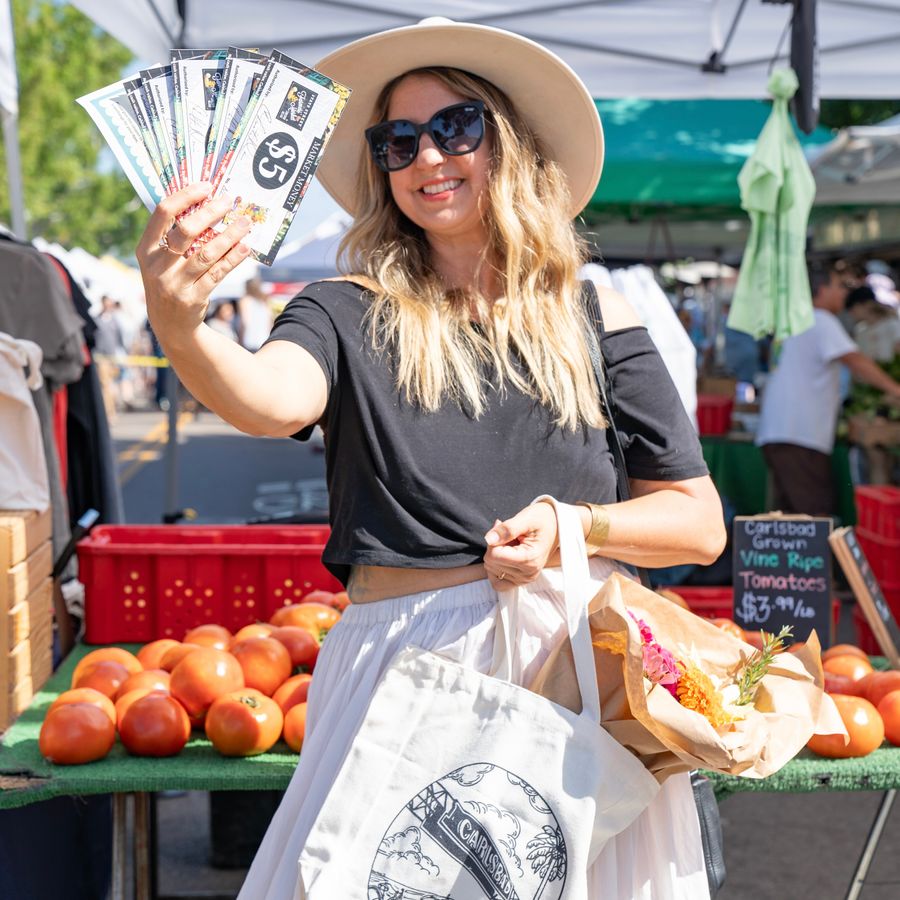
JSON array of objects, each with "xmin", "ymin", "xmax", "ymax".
[
  {"xmin": 498, "ymin": 571, "xmax": 506, "ymax": 580},
  {"xmin": 158, "ymin": 232, "xmax": 182, "ymax": 255}
]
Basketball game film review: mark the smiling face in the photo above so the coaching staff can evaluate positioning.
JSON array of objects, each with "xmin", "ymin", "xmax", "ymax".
[{"xmin": 384, "ymin": 73, "xmax": 493, "ymax": 247}]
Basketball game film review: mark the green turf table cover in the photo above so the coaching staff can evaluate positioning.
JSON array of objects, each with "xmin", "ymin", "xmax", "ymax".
[
  {"xmin": 2, "ymin": 645, "xmax": 899, "ymax": 809},
  {"xmin": 0, "ymin": 644, "xmax": 300, "ymax": 810}
]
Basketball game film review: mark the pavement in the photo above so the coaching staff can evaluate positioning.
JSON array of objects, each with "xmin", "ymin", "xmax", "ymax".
[{"xmin": 109, "ymin": 406, "xmax": 900, "ymax": 900}]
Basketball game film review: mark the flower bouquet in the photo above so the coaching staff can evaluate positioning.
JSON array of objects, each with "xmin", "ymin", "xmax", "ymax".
[{"xmin": 530, "ymin": 573, "xmax": 846, "ymax": 781}]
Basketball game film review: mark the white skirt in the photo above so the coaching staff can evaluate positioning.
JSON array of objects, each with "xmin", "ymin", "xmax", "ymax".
[{"xmin": 238, "ymin": 559, "xmax": 710, "ymax": 900}]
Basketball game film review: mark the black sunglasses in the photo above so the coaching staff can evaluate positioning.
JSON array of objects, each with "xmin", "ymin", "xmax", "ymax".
[{"xmin": 365, "ymin": 100, "xmax": 486, "ymax": 173}]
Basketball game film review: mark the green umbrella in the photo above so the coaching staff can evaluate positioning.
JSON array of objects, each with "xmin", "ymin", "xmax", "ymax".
[{"xmin": 727, "ymin": 68, "xmax": 816, "ymax": 340}]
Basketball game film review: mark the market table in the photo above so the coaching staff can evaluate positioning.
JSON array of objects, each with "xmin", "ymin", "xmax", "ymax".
[
  {"xmin": 700, "ymin": 434, "xmax": 857, "ymax": 524},
  {"xmin": 2, "ymin": 646, "xmax": 898, "ymax": 900}
]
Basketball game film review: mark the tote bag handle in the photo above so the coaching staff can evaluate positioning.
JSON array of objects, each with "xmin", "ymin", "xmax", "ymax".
[{"xmin": 492, "ymin": 497, "xmax": 602, "ymax": 722}]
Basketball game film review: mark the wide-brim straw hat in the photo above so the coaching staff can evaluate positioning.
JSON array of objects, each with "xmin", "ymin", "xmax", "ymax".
[{"xmin": 315, "ymin": 17, "xmax": 603, "ymax": 219}]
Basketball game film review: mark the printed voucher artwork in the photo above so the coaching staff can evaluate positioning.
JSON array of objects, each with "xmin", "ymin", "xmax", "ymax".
[
  {"xmin": 77, "ymin": 47, "xmax": 351, "ymax": 266},
  {"xmin": 368, "ymin": 762, "xmax": 568, "ymax": 900}
]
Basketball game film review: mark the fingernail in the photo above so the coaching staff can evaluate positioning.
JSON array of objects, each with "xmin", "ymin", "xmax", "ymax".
[
  {"xmin": 238, "ymin": 243, "xmax": 251, "ymax": 256},
  {"xmin": 237, "ymin": 216, "xmax": 251, "ymax": 229},
  {"xmin": 199, "ymin": 181, "xmax": 213, "ymax": 195},
  {"xmin": 485, "ymin": 530, "xmax": 499, "ymax": 544}
]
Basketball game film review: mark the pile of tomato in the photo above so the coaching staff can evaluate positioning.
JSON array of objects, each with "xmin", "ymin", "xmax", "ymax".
[{"xmin": 38, "ymin": 589, "xmax": 348, "ymax": 766}]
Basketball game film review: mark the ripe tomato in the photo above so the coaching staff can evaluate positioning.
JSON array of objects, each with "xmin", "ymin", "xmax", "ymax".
[
  {"xmin": 74, "ymin": 660, "xmax": 131, "ymax": 699},
  {"xmin": 119, "ymin": 692, "xmax": 191, "ymax": 757},
  {"xmin": 823, "ymin": 654, "xmax": 874, "ymax": 683},
  {"xmin": 863, "ymin": 671, "xmax": 900, "ymax": 708},
  {"xmin": 823, "ymin": 672, "xmax": 857, "ymax": 696},
  {"xmin": 270, "ymin": 626, "xmax": 319, "ymax": 670},
  {"xmin": 822, "ymin": 643, "xmax": 869, "ymax": 663},
  {"xmin": 71, "ymin": 647, "xmax": 142, "ymax": 687},
  {"xmin": 230, "ymin": 637, "xmax": 292, "ymax": 696},
  {"xmin": 137, "ymin": 639, "xmax": 182, "ymax": 670},
  {"xmin": 283, "ymin": 702, "xmax": 307, "ymax": 752},
  {"xmin": 877, "ymin": 690, "xmax": 900, "ymax": 746},
  {"xmin": 231, "ymin": 623, "xmax": 275, "ymax": 645},
  {"xmin": 115, "ymin": 688, "xmax": 158, "ymax": 730},
  {"xmin": 710, "ymin": 618, "xmax": 744, "ymax": 640},
  {"xmin": 807, "ymin": 694, "xmax": 884, "ymax": 758},
  {"xmin": 39, "ymin": 703, "xmax": 115, "ymax": 765},
  {"xmin": 205, "ymin": 690, "xmax": 283, "ymax": 756},
  {"xmin": 159, "ymin": 642, "xmax": 203, "ymax": 672},
  {"xmin": 115, "ymin": 669, "xmax": 170, "ymax": 701},
  {"xmin": 183, "ymin": 624, "xmax": 232, "ymax": 650},
  {"xmin": 272, "ymin": 673, "xmax": 313, "ymax": 714},
  {"xmin": 169, "ymin": 647, "xmax": 244, "ymax": 723},
  {"xmin": 275, "ymin": 602, "xmax": 340, "ymax": 636},
  {"xmin": 330, "ymin": 591, "xmax": 351, "ymax": 612},
  {"xmin": 48, "ymin": 688, "xmax": 116, "ymax": 726}
]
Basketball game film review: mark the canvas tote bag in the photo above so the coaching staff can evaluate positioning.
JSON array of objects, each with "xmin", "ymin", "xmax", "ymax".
[{"xmin": 297, "ymin": 498, "xmax": 659, "ymax": 900}]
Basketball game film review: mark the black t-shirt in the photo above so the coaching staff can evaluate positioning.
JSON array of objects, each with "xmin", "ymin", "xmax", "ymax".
[{"xmin": 265, "ymin": 280, "xmax": 708, "ymax": 585}]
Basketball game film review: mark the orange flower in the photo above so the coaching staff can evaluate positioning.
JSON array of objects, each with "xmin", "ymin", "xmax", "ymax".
[
  {"xmin": 592, "ymin": 632, "xmax": 627, "ymax": 656},
  {"xmin": 676, "ymin": 660, "xmax": 737, "ymax": 728}
]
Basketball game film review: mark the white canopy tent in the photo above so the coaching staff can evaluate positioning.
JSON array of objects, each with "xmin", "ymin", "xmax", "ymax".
[
  {"xmin": 811, "ymin": 114, "xmax": 900, "ymax": 205},
  {"xmin": 71, "ymin": 0, "xmax": 900, "ymax": 100}
]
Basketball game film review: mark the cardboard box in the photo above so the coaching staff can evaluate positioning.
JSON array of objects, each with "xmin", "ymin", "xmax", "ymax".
[
  {"xmin": 5, "ymin": 619, "xmax": 52, "ymax": 687},
  {"xmin": 1, "ymin": 676, "xmax": 36, "ymax": 734},
  {"xmin": 1, "ymin": 540, "xmax": 52, "ymax": 612},
  {"xmin": 3, "ymin": 578, "xmax": 52, "ymax": 652},
  {"xmin": 0, "ymin": 509, "xmax": 52, "ymax": 573},
  {"xmin": 697, "ymin": 375, "xmax": 737, "ymax": 397}
]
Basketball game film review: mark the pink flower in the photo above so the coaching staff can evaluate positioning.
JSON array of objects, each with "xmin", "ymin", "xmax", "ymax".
[{"xmin": 629, "ymin": 612, "xmax": 680, "ymax": 697}]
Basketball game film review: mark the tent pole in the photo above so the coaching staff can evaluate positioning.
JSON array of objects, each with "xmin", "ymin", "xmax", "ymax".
[{"xmin": 1, "ymin": 109, "xmax": 26, "ymax": 240}]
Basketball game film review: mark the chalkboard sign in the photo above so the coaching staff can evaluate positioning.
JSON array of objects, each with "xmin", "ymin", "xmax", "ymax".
[
  {"xmin": 732, "ymin": 515, "xmax": 833, "ymax": 644},
  {"xmin": 830, "ymin": 527, "xmax": 900, "ymax": 668}
]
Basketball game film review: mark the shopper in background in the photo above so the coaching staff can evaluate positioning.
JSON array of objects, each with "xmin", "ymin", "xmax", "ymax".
[
  {"xmin": 237, "ymin": 277, "xmax": 274, "ymax": 352},
  {"xmin": 757, "ymin": 261, "xmax": 900, "ymax": 516},
  {"xmin": 845, "ymin": 285, "xmax": 900, "ymax": 363}
]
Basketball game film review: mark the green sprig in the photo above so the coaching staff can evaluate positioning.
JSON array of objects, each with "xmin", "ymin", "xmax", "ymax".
[{"xmin": 736, "ymin": 625, "xmax": 793, "ymax": 706}]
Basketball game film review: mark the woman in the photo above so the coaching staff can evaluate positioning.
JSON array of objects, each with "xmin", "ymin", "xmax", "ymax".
[{"xmin": 137, "ymin": 20, "xmax": 726, "ymax": 899}]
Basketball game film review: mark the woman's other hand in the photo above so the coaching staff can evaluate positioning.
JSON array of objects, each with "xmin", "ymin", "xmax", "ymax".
[
  {"xmin": 483, "ymin": 501, "xmax": 558, "ymax": 591},
  {"xmin": 136, "ymin": 183, "xmax": 252, "ymax": 344}
]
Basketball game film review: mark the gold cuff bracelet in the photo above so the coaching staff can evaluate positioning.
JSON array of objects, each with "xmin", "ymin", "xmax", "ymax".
[{"xmin": 576, "ymin": 501, "xmax": 611, "ymax": 548}]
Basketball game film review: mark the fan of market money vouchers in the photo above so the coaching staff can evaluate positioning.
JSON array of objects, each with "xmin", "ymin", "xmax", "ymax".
[{"xmin": 78, "ymin": 48, "xmax": 351, "ymax": 266}]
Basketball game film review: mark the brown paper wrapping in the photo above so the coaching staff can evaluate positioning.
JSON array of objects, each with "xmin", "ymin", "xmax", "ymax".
[{"xmin": 531, "ymin": 573, "xmax": 847, "ymax": 783}]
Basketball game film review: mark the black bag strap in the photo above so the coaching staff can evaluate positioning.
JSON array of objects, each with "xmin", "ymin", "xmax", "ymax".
[{"xmin": 579, "ymin": 280, "xmax": 652, "ymax": 590}]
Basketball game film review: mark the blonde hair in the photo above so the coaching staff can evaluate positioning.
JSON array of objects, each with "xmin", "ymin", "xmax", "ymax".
[{"xmin": 338, "ymin": 66, "xmax": 604, "ymax": 431}]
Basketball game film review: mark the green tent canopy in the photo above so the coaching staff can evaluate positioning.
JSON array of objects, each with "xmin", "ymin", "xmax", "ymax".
[{"xmin": 590, "ymin": 99, "xmax": 834, "ymax": 212}]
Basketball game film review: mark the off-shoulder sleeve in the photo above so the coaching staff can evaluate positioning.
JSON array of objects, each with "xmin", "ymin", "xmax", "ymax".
[{"xmin": 601, "ymin": 326, "xmax": 709, "ymax": 481}]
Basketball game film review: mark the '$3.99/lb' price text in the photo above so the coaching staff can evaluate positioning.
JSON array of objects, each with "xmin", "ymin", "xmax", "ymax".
[{"xmin": 737, "ymin": 593, "xmax": 816, "ymax": 625}]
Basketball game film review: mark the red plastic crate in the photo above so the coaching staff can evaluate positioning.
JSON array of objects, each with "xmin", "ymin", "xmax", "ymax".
[
  {"xmin": 855, "ymin": 528, "xmax": 900, "ymax": 583},
  {"xmin": 855, "ymin": 486, "xmax": 900, "ymax": 540},
  {"xmin": 77, "ymin": 525, "xmax": 342, "ymax": 644},
  {"xmin": 696, "ymin": 395, "xmax": 734, "ymax": 436}
]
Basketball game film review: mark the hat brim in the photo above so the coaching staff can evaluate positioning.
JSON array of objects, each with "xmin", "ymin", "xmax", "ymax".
[{"xmin": 315, "ymin": 21, "xmax": 603, "ymax": 218}]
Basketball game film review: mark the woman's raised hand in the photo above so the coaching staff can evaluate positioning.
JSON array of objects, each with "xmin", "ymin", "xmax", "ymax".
[
  {"xmin": 136, "ymin": 183, "xmax": 253, "ymax": 342},
  {"xmin": 483, "ymin": 501, "xmax": 559, "ymax": 591}
]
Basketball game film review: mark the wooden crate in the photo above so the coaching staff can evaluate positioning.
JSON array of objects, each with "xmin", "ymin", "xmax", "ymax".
[
  {"xmin": 0, "ymin": 509, "xmax": 51, "ymax": 573},
  {"xmin": 5, "ymin": 618, "xmax": 52, "ymax": 686},
  {"xmin": 1, "ymin": 540, "xmax": 52, "ymax": 612},
  {"xmin": 2, "ymin": 577, "xmax": 52, "ymax": 653},
  {"xmin": 847, "ymin": 414, "xmax": 900, "ymax": 448},
  {"xmin": 1, "ymin": 676, "xmax": 36, "ymax": 734}
]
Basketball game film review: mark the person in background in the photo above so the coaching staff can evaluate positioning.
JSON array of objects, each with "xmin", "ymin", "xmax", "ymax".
[
  {"xmin": 845, "ymin": 285, "xmax": 900, "ymax": 363},
  {"xmin": 93, "ymin": 295, "xmax": 126, "ymax": 421},
  {"xmin": 237, "ymin": 277, "xmax": 274, "ymax": 352},
  {"xmin": 205, "ymin": 299, "xmax": 239, "ymax": 342},
  {"xmin": 757, "ymin": 261, "xmax": 900, "ymax": 516}
]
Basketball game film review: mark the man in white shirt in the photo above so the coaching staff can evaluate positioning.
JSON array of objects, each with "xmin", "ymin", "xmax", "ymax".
[{"xmin": 757, "ymin": 262, "xmax": 900, "ymax": 516}]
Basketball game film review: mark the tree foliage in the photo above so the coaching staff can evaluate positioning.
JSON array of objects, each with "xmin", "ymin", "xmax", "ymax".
[
  {"xmin": 819, "ymin": 100, "xmax": 900, "ymax": 131},
  {"xmin": 0, "ymin": 0, "xmax": 146, "ymax": 255}
]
